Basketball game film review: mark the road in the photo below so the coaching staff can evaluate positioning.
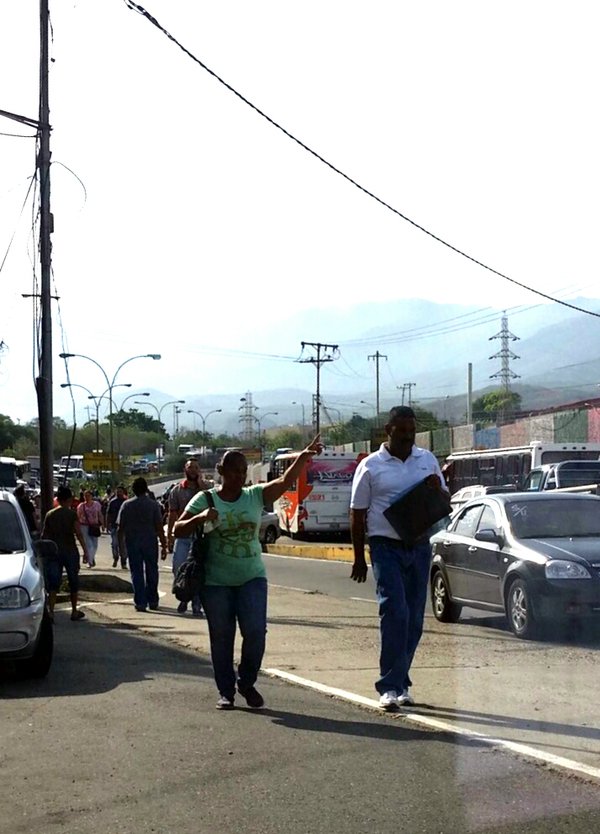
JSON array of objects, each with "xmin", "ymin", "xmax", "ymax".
[{"xmin": 2, "ymin": 591, "xmax": 600, "ymax": 834}]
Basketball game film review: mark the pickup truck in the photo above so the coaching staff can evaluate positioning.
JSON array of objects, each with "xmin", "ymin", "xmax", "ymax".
[{"xmin": 522, "ymin": 459, "xmax": 600, "ymax": 492}]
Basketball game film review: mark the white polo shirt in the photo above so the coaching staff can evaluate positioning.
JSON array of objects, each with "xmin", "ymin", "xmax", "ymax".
[{"xmin": 350, "ymin": 443, "xmax": 446, "ymax": 540}]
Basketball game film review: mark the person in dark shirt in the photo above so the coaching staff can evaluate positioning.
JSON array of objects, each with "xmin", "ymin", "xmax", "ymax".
[
  {"xmin": 41, "ymin": 485, "xmax": 89, "ymax": 621},
  {"xmin": 117, "ymin": 477, "xmax": 167, "ymax": 612},
  {"xmin": 106, "ymin": 485, "xmax": 128, "ymax": 568},
  {"xmin": 14, "ymin": 485, "xmax": 38, "ymax": 535}
]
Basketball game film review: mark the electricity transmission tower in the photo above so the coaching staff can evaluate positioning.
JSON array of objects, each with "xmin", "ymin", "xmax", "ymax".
[{"xmin": 489, "ymin": 313, "xmax": 520, "ymax": 422}]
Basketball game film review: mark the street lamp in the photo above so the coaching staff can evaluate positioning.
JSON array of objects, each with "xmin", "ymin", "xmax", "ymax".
[
  {"xmin": 360, "ymin": 399, "xmax": 377, "ymax": 417},
  {"xmin": 119, "ymin": 391, "xmax": 150, "ymax": 412},
  {"xmin": 187, "ymin": 408, "xmax": 222, "ymax": 437},
  {"xmin": 292, "ymin": 401, "xmax": 306, "ymax": 440},
  {"xmin": 255, "ymin": 411, "xmax": 278, "ymax": 446},
  {"xmin": 61, "ymin": 381, "xmax": 130, "ymax": 454},
  {"xmin": 135, "ymin": 399, "xmax": 185, "ymax": 434},
  {"xmin": 59, "ymin": 352, "xmax": 161, "ymax": 483}
]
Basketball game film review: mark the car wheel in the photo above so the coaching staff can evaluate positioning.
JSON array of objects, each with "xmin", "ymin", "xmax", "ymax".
[
  {"xmin": 264, "ymin": 526, "xmax": 278, "ymax": 545},
  {"xmin": 22, "ymin": 613, "xmax": 54, "ymax": 678},
  {"xmin": 506, "ymin": 578, "xmax": 539, "ymax": 640},
  {"xmin": 431, "ymin": 570, "xmax": 462, "ymax": 623}
]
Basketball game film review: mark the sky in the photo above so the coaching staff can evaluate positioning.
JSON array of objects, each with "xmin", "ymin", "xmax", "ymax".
[{"xmin": 1, "ymin": 0, "xmax": 600, "ymax": 430}]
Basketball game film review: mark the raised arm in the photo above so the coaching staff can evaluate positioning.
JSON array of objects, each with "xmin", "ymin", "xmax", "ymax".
[{"xmin": 262, "ymin": 436, "xmax": 323, "ymax": 506}]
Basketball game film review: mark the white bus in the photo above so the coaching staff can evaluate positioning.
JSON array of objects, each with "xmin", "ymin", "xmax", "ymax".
[
  {"xmin": 445, "ymin": 441, "xmax": 600, "ymax": 494},
  {"xmin": 271, "ymin": 450, "xmax": 366, "ymax": 537}
]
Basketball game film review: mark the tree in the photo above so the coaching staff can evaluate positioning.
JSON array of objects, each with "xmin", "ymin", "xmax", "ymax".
[
  {"xmin": 264, "ymin": 429, "xmax": 303, "ymax": 451},
  {"xmin": 472, "ymin": 390, "xmax": 522, "ymax": 425}
]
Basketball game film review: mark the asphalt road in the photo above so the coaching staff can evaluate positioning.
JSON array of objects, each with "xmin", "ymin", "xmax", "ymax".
[{"xmin": 2, "ymin": 609, "xmax": 600, "ymax": 834}]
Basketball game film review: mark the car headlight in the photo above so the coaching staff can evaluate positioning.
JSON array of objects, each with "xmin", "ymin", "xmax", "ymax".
[
  {"xmin": 0, "ymin": 586, "xmax": 32, "ymax": 608},
  {"xmin": 545, "ymin": 561, "xmax": 591, "ymax": 580}
]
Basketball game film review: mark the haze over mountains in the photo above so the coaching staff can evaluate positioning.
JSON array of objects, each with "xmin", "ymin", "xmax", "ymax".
[{"xmin": 129, "ymin": 296, "xmax": 600, "ymax": 435}]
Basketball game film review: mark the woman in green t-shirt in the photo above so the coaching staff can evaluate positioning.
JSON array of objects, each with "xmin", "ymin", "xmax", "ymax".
[{"xmin": 174, "ymin": 437, "xmax": 322, "ymax": 710}]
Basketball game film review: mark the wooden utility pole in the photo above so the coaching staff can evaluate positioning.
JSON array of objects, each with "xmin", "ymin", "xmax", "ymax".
[
  {"xmin": 368, "ymin": 351, "xmax": 387, "ymax": 423},
  {"xmin": 37, "ymin": 0, "xmax": 54, "ymax": 519}
]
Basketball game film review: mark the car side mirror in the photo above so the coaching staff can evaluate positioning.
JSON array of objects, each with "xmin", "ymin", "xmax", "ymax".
[
  {"xmin": 34, "ymin": 539, "xmax": 58, "ymax": 559},
  {"xmin": 474, "ymin": 528, "xmax": 503, "ymax": 546}
]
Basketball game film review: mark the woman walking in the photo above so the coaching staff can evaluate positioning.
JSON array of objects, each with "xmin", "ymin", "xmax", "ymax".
[
  {"xmin": 77, "ymin": 489, "xmax": 103, "ymax": 568},
  {"xmin": 174, "ymin": 437, "xmax": 322, "ymax": 710}
]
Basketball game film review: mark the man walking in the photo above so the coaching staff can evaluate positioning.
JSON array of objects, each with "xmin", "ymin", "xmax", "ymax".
[
  {"xmin": 117, "ymin": 477, "xmax": 167, "ymax": 612},
  {"xmin": 41, "ymin": 485, "xmax": 89, "ymax": 621},
  {"xmin": 350, "ymin": 406, "xmax": 448, "ymax": 711},
  {"xmin": 106, "ymin": 485, "xmax": 128, "ymax": 568},
  {"xmin": 167, "ymin": 459, "xmax": 209, "ymax": 616}
]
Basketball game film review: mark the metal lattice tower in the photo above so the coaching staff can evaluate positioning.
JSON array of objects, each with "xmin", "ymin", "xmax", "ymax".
[
  {"xmin": 489, "ymin": 313, "xmax": 520, "ymax": 393},
  {"xmin": 239, "ymin": 391, "xmax": 256, "ymax": 443}
]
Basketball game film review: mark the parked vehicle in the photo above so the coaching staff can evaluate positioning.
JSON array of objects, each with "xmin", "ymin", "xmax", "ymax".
[
  {"xmin": 0, "ymin": 489, "xmax": 55, "ymax": 676},
  {"xmin": 444, "ymin": 442, "xmax": 600, "ymax": 494},
  {"xmin": 271, "ymin": 450, "xmax": 366, "ymax": 537},
  {"xmin": 259, "ymin": 508, "xmax": 280, "ymax": 549},
  {"xmin": 522, "ymin": 460, "xmax": 600, "ymax": 492},
  {"xmin": 450, "ymin": 484, "xmax": 516, "ymax": 511},
  {"xmin": 430, "ymin": 492, "xmax": 600, "ymax": 639},
  {"xmin": 0, "ymin": 456, "xmax": 18, "ymax": 490}
]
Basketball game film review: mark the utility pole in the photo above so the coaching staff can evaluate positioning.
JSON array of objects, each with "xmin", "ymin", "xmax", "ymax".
[
  {"xmin": 297, "ymin": 342, "xmax": 339, "ymax": 436},
  {"xmin": 368, "ymin": 351, "xmax": 387, "ymax": 423},
  {"xmin": 398, "ymin": 382, "xmax": 416, "ymax": 407},
  {"xmin": 37, "ymin": 0, "xmax": 54, "ymax": 519}
]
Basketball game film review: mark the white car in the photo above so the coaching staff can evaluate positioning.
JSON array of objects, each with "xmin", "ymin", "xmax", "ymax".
[{"xmin": 0, "ymin": 490, "xmax": 55, "ymax": 677}]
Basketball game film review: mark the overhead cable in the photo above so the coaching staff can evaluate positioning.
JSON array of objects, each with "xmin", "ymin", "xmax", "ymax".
[{"xmin": 124, "ymin": 1, "xmax": 600, "ymax": 320}]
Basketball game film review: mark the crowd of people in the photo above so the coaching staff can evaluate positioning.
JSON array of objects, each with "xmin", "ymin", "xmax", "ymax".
[{"xmin": 26, "ymin": 406, "xmax": 446, "ymax": 714}]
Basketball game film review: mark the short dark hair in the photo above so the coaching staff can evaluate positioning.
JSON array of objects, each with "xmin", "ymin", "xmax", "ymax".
[
  {"xmin": 56, "ymin": 485, "xmax": 72, "ymax": 502},
  {"xmin": 388, "ymin": 405, "xmax": 416, "ymax": 421},
  {"xmin": 131, "ymin": 477, "xmax": 148, "ymax": 496},
  {"xmin": 220, "ymin": 450, "xmax": 247, "ymax": 470},
  {"xmin": 14, "ymin": 485, "xmax": 25, "ymax": 498}
]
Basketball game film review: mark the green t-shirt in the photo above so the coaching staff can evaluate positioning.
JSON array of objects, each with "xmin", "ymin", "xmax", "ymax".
[{"xmin": 185, "ymin": 486, "xmax": 266, "ymax": 587}]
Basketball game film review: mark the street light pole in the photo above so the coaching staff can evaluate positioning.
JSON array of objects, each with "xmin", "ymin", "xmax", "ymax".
[
  {"xmin": 59, "ymin": 352, "xmax": 160, "ymax": 483},
  {"xmin": 187, "ymin": 409, "xmax": 223, "ymax": 439}
]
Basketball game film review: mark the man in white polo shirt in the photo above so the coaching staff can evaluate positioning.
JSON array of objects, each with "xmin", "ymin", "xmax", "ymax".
[{"xmin": 350, "ymin": 406, "xmax": 448, "ymax": 711}]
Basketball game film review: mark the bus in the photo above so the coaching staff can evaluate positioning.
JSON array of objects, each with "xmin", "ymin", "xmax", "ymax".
[
  {"xmin": 271, "ymin": 450, "xmax": 366, "ymax": 537},
  {"xmin": 0, "ymin": 456, "xmax": 18, "ymax": 490},
  {"xmin": 444, "ymin": 442, "xmax": 600, "ymax": 494}
]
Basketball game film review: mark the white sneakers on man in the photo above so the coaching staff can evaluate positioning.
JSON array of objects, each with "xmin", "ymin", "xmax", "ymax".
[
  {"xmin": 379, "ymin": 689, "xmax": 415, "ymax": 710},
  {"xmin": 379, "ymin": 691, "xmax": 400, "ymax": 711},
  {"xmin": 397, "ymin": 689, "xmax": 415, "ymax": 706}
]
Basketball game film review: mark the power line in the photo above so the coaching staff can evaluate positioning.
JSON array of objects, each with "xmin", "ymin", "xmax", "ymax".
[{"xmin": 124, "ymin": 1, "xmax": 600, "ymax": 321}]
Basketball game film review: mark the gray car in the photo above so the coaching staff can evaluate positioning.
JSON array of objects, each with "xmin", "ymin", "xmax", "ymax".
[
  {"xmin": 0, "ymin": 489, "xmax": 55, "ymax": 677},
  {"xmin": 259, "ymin": 508, "xmax": 281, "ymax": 548}
]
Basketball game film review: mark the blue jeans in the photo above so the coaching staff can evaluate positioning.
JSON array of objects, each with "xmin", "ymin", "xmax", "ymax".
[
  {"xmin": 172, "ymin": 538, "xmax": 202, "ymax": 614},
  {"xmin": 201, "ymin": 577, "xmax": 268, "ymax": 699},
  {"xmin": 126, "ymin": 537, "xmax": 159, "ymax": 610},
  {"xmin": 109, "ymin": 526, "xmax": 127, "ymax": 566},
  {"xmin": 369, "ymin": 536, "xmax": 431, "ymax": 695}
]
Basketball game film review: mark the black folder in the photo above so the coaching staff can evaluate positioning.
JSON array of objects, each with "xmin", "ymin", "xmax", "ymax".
[{"xmin": 382, "ymin": 478, "xmax": 452, "ymax": 546}]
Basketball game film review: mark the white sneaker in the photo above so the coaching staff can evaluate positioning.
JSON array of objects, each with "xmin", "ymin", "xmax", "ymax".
[
  {"xmin": 397, "ymin": 689, "xmax": 415, "ymax": 706},
  {"xmin": 379, "ymin": 691, "xmax": 400, "ymax": 711}
]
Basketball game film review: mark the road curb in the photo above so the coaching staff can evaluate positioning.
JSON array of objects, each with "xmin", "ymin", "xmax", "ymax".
[{"xmin": 265, "ymin": 543, "xmax": 361, "ymax": 562}]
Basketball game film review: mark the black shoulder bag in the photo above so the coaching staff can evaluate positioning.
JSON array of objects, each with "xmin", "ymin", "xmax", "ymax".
[{"xmin": 171, "ymin": 490, "xmax": 215, "ymax": 602}]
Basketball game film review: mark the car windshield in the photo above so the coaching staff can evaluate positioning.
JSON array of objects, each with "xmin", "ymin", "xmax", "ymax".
[
  {"xmin": 0, "ymin": 502, "xmax": 26, "ymax": 552},
  {"xmin": 507, "ymin": 498, "xmax": 600, "ymax": 538},
  {"xmin": 556, "ymin": 464, "xmax": 600, "ymax": 487}
]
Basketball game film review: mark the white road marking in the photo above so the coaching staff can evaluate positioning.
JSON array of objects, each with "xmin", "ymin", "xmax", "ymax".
[
  {"xmin": 350, "ymin": 596, "xmax": 377, "ymax": 604},
  {"xmin": 264, "ymin": 668, "xmax": 600, "ymax": 784},
  {"xmin": 270, "ymin": 583, "xmax": 317, "ymax": 593}
]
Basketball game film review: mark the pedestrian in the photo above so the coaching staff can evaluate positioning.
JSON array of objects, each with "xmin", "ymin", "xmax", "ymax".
[
  {"xmin": 174, "ymin": 436, "xmax": 322, "ymax": 711},
  {"xmin": 106, "ymin": 485, "xmax": 128, "ymax": 568},
  {"xmin": 14, "ymin": 484, "xmax": 38, "ymax": 535},
  {"xmin": 117, "ymin": 477, "xmax": 168, "ymax": 612},
  {"xmin": 76, "ymin": 489, "xmax": 103, "ymax": 568},
  {"xmin": 167, "ymin": 459, "xmax": 210, "ymax": 616},
  {"xmin": 350, "ymin": 406, "xmax": 448, "ymax": 711},
  {"xmin": 41, "ymin": 485, "xmax": 89, "ymax": 621}
]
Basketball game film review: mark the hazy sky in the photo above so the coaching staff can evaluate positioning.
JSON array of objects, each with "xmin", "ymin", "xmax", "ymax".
[{"xmin": 1, "ymin": 0, "xmax": 599, "ymax": 426}]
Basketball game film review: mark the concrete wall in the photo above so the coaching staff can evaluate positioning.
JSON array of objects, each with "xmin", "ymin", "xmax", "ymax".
[
  {"xmin": 553, "ymin": 410, "xmax": 588, "ymax": 442},
  {"xmin": 451, "ymin": 424, "xmax": 474, "ymax": 451}
]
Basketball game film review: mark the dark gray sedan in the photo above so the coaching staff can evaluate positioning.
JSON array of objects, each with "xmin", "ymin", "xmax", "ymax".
[{"xmin": 430, "ymin": 493, "xmax": 600, "ymax": 639}]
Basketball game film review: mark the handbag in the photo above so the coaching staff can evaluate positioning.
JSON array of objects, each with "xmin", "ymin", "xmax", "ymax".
[{"xmin": 172, "ymin": 491, "xmax": 215, "ymax": 602}]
